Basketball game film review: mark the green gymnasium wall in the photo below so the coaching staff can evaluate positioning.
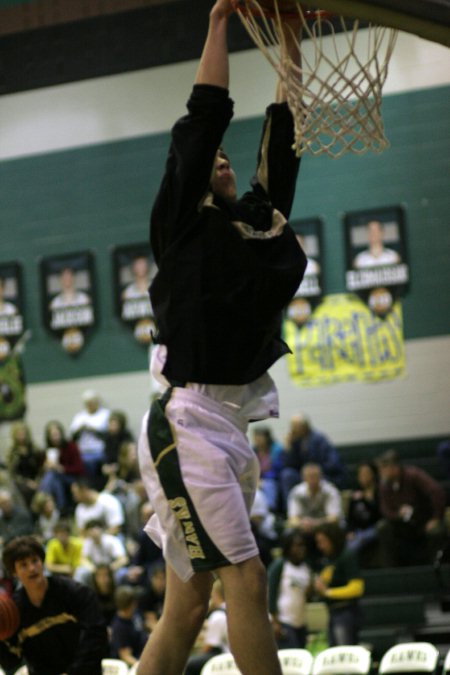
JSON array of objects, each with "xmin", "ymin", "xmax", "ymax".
[{"xmin": 1, "ymin": 84, "xmax": 449, "ymax": 384}]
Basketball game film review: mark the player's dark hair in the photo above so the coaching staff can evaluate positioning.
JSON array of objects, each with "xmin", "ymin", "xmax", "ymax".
[
  {"xmin": 44, "ymin": 419, "xmax": 67, "ymax": 447},
  {"xmin": 109, "ymin": 410, "xmax": 128, "ymax": 431},
  {"xmin": 253, "ymin": 426, "xmax": 274, "ymax": 446},
  {"xmin": 217, "ymin": 146, "xmax": 230, "ymax": 162},
  {"xmin": 114, "ymin": 585, "xmax": 138, "ymax": 610},
  {"xmin": 92, "ymin": 564, "xmax": 115, "ymax": 594},
  {"xmin": 72, "ymin": 477, "xmax": 92, "ymax": 491},
  {"xmin": 54, "ymin": 520, "xmax": 72, "ymax": 534},
  {"xmin": 2, "ymin": 535, "xmax": 45, "ymax": 576},
  {"xmin": 315, "ymin": 522, "xmax": 347, "ymax": 556},
  {"xmin": 357, "ymin": 459, "xmax": 379, "ymax": 480},
  {"xmin": 281, "ymin": 528, "xmax": 306, "ymax": 558}
]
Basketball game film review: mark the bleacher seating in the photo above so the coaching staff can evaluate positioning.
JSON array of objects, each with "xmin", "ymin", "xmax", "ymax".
[
  {"xmin": 378, "ymin": 642, "xmax": 439, "ymax": 674},
  {"xmin": 358, "ymin": 567, "xmax": 433, "ymax": 661},
  {"xmin": 312, "ymin": 646, "xmax": 371, "ymax": 675},
  {"xmin": 336, "ymin": 435, "xmax": 450, "ymax": 498},
  {"xmin": 200, "ymin": 653, "xmax": 240, "ymax": 674},
  {"xmin": 337, "ymin": 436, "xmax": 449, "ymax": 464},
  {"xmin": 362, "ymin": 566, "xmax": 449, "ymax": 598},
  {"xmin": 443, "ymin": 648, "xmax": 450, "ymax": 675},
  {"xmin": 278, "ymin": 648, "xmax": 314, "ymax": 675},
  {"xmin": 101, "ymin": 659, "xmax": 130, "ymax": 675}
]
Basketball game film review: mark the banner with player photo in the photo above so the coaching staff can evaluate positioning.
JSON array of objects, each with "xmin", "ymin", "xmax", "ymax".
[
  {"xmin": 284, "ymin": 293, "xmax": 406, "ymax": 387},
  {"xmin": 286, "ymin": 218, "xmax": 324, "ymax": 328},
  {"xmin": 41, "ymin": 252, "xmax": 96, "ymax": 355},
  {"xmin": 0, "ymin": 262, "xmax": 25, "ymax": 360},
  {"xmin": 344, "ymin": 206, "xmax": 409, "ymax": 317},
  {"xmin": 0, "ymin": 262, "xmax": 27, "ymax": 420},
  {"xmin": 112, "ymin": 244, "xmax": 156, "ymax": 346}
]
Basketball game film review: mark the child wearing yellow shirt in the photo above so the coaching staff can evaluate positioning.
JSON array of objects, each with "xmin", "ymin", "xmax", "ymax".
[{"xmin": 45, "ymin": 520, "xmax": 83, "ymax": 577}]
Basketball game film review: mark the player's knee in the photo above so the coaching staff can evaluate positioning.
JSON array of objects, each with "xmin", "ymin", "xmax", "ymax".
[
  {"xmin": 189, "ymin": 597, "xmax": 210, "ymax": 631},
  {"xmin": 220, "ymin": 556, "xmax": 268, "ymax": 605},
  {"xmin": 164, "ymin": 594, "xmax": 209, "ymax": 632},
  {"xmin": 242, "ymin": 557, "xmax": 268, "ymax": 601}
]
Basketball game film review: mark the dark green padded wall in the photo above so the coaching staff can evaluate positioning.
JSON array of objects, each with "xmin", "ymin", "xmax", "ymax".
[{"xmin": 1, "ymin": 85, "xmax": 449, "ymax": 383}]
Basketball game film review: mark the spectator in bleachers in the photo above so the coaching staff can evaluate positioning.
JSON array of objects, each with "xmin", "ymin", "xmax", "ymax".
[
  {"xmin": 110, "ymin": 585, "xmax": 147, "ymax": 668},
  {"xmin": 45, "ymin": 519, "xmax": 83, "ymax": 577},
  {"xmin": 250, "ymin": 486, "xmax": 279, "ymax": 568},
  {"xmin": 114, "ymin": 440, "xmax": 140, "ymax": 484},
  {"xmin": 71, "ymin": 478, "xmax": 124, "ymax": 536},
  {"xmin": 39, "ymin": 420, "xmax": 85, "ymax": 513},
  {"xmin": 268, "ymin": 529, "xmax": 313, "ymax": 649},
  {"xmin": 101, "ymin": 411, "xmax": 134, "ymax": 483},
  {"xmin": 0, "ymin": 535, "xmax": 109, "ymax": 675},
  {"xmin": 0, "ymin": 488, "xmax": 34, "ymax": 546},
  {"xmin": 138, "ymin": 563, "xmax": 166, "ymax": 634},
  {"xmin": 314, "ymin": 522, "xmax": 364, "ymax": 646},
  {"xmin": 76, "ymin": 518, "xmax": 129, "ymax": 585},
  {"xmin": 280, "ymin": 414, "xmax": 345, "ymax": 511},
  {"xmin": 119, "ymin": 479, "xmax": 148, "ymax": 543},
  {"xmin": 252, "ymin": 426, "xmax": 284, "ymax": 512},
  {"xmin": 7, "ymin": 421, "xmax": 45, "ymax": 507},
  {"xmin": 69, "ymin": 390, "xmax": 110, "ymax": 484},
  {"xmin": 346, "ymin": 461, "xmax": 381, "ymax": 558},
  {"xmin": 103, "ymin": 441, "xmax": 142, "ymax": 539},
  {"xmin": 31, "ymin": 491, "xmax": 60, "ymax": 542},
  {"xmin": 287, "ymin": 463, "xmax": 344, "ymax": 562},
  {"xmin": 0, "ymin": 464, "xmax": 25, "ymax": 507},
  {"xmin": 92, "ymin": 563, "xmax": 117, "ymax": 626},
  {"xmin": 185, "ymin": 579, "xmax": 229, "ymax": 675},
  {"xmin": 377, "ymin": 449, "xmax": 447, "ymax": 566},
  {"xmin": 288, "ymin": 463, "xmax": 343, "ymax": 534},
  {"xmin": 118, "ymin": 501, "xmax": 163, "ymax": 587}
]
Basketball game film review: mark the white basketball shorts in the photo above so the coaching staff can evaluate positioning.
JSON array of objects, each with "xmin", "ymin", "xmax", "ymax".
[{"xmin": 138, "ymin": 386, "xmax": 261, "ymax": 582}]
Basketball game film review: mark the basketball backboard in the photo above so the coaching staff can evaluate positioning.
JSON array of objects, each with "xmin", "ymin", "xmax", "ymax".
[{"xmin": 299, "ymin": 0, "xmax": 450, "ymax": 47}]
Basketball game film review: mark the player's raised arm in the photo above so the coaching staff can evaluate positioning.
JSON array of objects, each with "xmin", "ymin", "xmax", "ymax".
[
  {"xmin": 250, "ymin": 13, "xmax": 303, "ymax": 218},
  {"xmin": 150, "ymin": 0, "xmax": 235, "ymax": 260},
  {"xmin": 195, "ymin": 0, "xmax": 234, "ymax": 89}
]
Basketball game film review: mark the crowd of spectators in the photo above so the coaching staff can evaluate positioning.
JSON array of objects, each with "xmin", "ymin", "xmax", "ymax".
[{"xmin": 0, "ymin": 391, "xmax": 448, "ymax": 671}]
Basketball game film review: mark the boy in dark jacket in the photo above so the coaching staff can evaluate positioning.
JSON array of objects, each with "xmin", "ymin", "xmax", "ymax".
[{"xmin": 0, "ymin": 535, "xmax": 108, "ymax": 675}]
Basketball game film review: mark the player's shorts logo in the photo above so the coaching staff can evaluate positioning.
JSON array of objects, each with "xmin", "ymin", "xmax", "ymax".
[{"xmin": 169, "ymin": 497, "xmax": 206, "ymax": 561}]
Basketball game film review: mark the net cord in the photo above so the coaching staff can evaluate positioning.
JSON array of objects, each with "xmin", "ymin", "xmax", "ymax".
[{"xmin": 234, "ymin": 0, "xmax": 397, "ymax": 157}]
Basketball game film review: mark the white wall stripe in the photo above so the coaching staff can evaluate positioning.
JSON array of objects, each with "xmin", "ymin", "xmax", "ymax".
[
  {"xmin": 0, "ymin": 31, "xmax": 449, "ymax": 161},
  {"xmin": 22, "ymin": 334, "xmax": 450, "ymax": 444}
]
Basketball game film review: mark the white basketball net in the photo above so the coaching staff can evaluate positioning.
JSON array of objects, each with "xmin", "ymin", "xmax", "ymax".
[{"xmin": 234, "ymin": 0, "xmax": 398, "ymax": 158}]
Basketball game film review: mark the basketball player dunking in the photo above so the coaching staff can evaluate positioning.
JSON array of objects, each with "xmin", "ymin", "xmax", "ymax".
[{"xmin": 137, "ymin": 2, "xmax": 306, "ymax": 673}]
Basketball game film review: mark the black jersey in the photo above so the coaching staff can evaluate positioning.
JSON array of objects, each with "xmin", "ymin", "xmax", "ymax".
[
  {"xmin": 0, "ymin": 576, "xmax": 108, "ymax": 675},
  {"xmin": 150, "ymin": 84, "xmax": 306, "ymax": 385}
]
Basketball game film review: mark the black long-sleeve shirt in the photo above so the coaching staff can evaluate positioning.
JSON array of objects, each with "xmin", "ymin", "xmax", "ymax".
[
  {"xmin": 149, "ymin": 84, "xmax": 306, "ymax": 385},
  {"xmin": 0, "ymin": 576, "xmax": 108, "ymax": 675}
]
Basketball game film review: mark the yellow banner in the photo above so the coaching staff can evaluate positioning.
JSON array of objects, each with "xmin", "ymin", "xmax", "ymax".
[{"xmin": 284, "ymin": 293, "xmax": 406, "ymax": 387}]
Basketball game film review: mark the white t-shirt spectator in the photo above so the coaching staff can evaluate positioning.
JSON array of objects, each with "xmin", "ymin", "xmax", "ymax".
[
  {"xmin": 75, "ymin": 492, "xmax": 124, "ymax": 532},
  {"xmin": 204, "ymin": 604, "xmax": 229, "ymax": 653},
  {"xmin": 277, "ymin": 561, "xmax": 311, "ymax": 628},
  {"xmin": 287, "ymin": 479, "xmax": 343, "ymax": 523},
  {"xmin": 69, "ymin": 405, "xmax": 110, "ymax": 455},
  {"xmin": 82, "ymin": 532, "xmax": 126, "ymax": 567}
]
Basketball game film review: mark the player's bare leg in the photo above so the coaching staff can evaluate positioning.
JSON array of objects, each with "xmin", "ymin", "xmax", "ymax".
[
  {"xmin": 137, "ymin": 565, "xmax": 213, "ymax": 675},
  {"xmin": 218, "ymin": 556, "xmax": 283, "ymax": 675}
]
